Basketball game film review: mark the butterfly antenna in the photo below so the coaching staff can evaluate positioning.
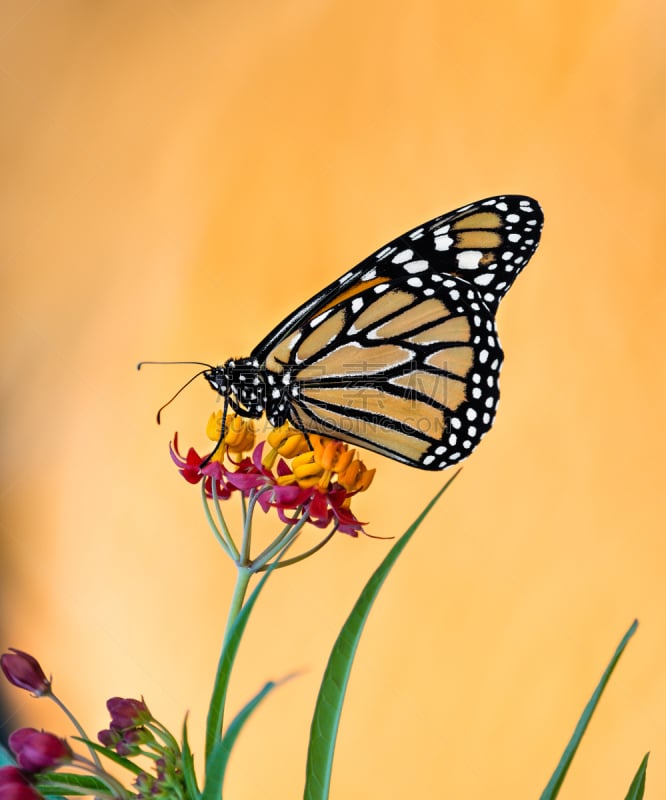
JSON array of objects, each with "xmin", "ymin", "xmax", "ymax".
[
  {"xmin": 137, "ymin": 362, "xmax": 213, "ymax": 424},
  {"xmin": 137, "ymin": 360, "xmax": 214, "ymax": 370}
]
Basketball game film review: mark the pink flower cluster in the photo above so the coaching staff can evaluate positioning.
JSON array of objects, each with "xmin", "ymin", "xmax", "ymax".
[{"xmin": 171, "ymin": 435, "xmax": 370, "ymax": 536}]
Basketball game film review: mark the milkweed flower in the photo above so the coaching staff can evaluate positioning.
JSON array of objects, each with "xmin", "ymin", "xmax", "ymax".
[
  {"xmin": 8, "ymin": 729, "xmax": 72, "ymax": 773},
  {"xmin": 105, "ymin": 696, "xmax": 152, "ymax": 729},
  {"xmin": 0, "ymin": 650, "xmax": 51, "ymax": 697},
  {"xmin": 0, "ymin": 766, "xmax": 41, "ymax": 798},
  {"xmin": 170, "ymin": 413, "xmax": 375, "ymax": 550}
]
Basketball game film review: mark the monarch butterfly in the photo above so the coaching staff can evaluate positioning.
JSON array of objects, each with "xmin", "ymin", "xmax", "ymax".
[{"xmin": 199, "ymin": 195, "xmax": 542, "ymax": 470}]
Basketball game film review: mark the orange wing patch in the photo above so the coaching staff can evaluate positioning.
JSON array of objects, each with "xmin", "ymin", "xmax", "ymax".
[
  {"xmin": 297, "ymin": 342, "xmax": 413, "ymax": 380},
  {"xmin": 371, "ymin": 298, "xmax": 452, "ymax": 339},
  {"xmin": 455, "ymin": 230, "xmax": 503, "ymax": 249},
  {"xmin": 296, "ymin": 309, "xmax": 346, "ymax": 363},
  {"xmin": 451, "ymin": 211, "xmax": 502, "ymax": 230},
  {"xmin": 425, "ymin": 345, "xmax": 475, "ymax": 379},
  {"xmin": 406, "ymin": 315, "xmax": 471, "ymax": 346},
  {"xmin": 351, "ymin": 289, "xmax": 414, "ymax": 331},
  {"xmin": 391, "ymin": 369, "xmax": 466, "ymax": 411},
  {"xmin": 314, "ymin": 276, "xmax": 389, "ymax": 317},
  {"xmin": 300, "ymin": 385, "xmax": 445, "ymax": 435},
  {"xmin": 294, "ymin": 405, "xmax": 434, "ymax": 464}
]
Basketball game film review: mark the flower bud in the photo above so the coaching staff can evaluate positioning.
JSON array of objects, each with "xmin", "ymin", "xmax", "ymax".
[
  {"xmin": 0, "ymin": 784, "xmax": 44, "ymax": 800},
  {"xmin": 0, "ymin": 767, "xmax": 30, "ymax": 788},
  {"xmin": 0, "ymin": 650, "xmax": 51, "ymax": 697},
  {"xmin": 8, "ymin": 728, "xmax": 72, "ymax": 773},
  {"xmin": 106, "ymin": 697, "xmax": 151, "ymax": 729},
  {"xmin": 97, "ymin": 727, "xmax": 121, "ymax": 749}
]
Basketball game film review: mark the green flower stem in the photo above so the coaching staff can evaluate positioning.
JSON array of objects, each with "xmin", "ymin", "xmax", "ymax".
[
  {"xmin": 240, "ymin": 492, "xmax": 248, "ymax": 526},
  {"xmin": 49, "ymin": 692, "xmax": 103, "ymax": 771},
  {"xmin": 239, "ymin": 487, "xmax": 270, "ymax": 565},
  {"xmin": 70, "ymin": 754, "xmax": 132, "ymax": 799},
  {"xmin": 147, "ymin": 720, "xmax": 180, "ymax": 754},
  {"xmin": 205, "ymin": 563, "xmax": 253, "ymax": 760},
  {"xmin": 39, "ymin": 782, "xmax": 121, "ymax": 800},
  {"xmin": 205, "ymin": 479, "xmax": 239, "ymax": 560},
  {"xmin": 224, "ymin": 566, "xmax": 253, "ymax": 645},
  {"xmin": 251, "ymin": 511, "xmax": 312, "ymax": 571},
  {"xmin": 256, "ymin": 523, "xmax": 339, "ymax": 572}
]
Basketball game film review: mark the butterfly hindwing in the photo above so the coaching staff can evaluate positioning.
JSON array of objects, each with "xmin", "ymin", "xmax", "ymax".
[{"xmin": 259, "ymin": 271, "xmax": 501, "ymax": 468}]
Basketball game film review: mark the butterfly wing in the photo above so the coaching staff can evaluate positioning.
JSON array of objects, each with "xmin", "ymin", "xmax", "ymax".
[
  {"xmin": 251, "ymin": 195, "xmax": 543, "ymax": 469},
  {"xmin": 251, "ymin": 195, "xmax": 543, "ymax": 359}
]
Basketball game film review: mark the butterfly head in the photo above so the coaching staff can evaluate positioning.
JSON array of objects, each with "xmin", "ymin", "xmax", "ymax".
[{"xmin": 204, "ymin": 358, "xmax": 266, "ymax": 420}]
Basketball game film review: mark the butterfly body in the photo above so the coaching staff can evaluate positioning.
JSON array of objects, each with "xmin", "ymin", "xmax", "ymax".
[{"xmin": 204, "ymin": 195, "xmax": 543, "ymax": 470}]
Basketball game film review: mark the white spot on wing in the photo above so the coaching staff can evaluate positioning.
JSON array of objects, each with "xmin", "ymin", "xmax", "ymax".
[
  {"xmin": 392, "ymin": 249, "xmax": 414, "ymax": 264},
  {"xmin": 435, "ymin": 233, "xmax": 454, "ymax": 251},
  {"xmin": 457, "ymin": 250, "xmax": 483, "ymax": 269},
  {"xmin": 404, "ymin": 260, "xmax": 428, "ymax": 274},
  {"xmin": 310, "ymin": 309, "xmax": 333, "ymax": 328},
  {"xmin": 376, "ymin": 246, "xmax": 395, "ymax": 260}
]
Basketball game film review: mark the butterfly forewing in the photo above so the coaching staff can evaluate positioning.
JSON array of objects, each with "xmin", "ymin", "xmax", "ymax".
[
  {"xmin": 228, "ymin": 195, "xmax": 542, "ymax": 469},
  {"xmin": 251, "ymin": 195, "xmax": 543, "ymax": 363}
]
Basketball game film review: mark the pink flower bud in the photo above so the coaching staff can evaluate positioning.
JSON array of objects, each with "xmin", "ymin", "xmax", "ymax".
[
  {"xmin": 8, "ymin": 728, "xmax": 72, "ymax": 773},
  {"xmin": 0, "ymin": 766, "xmax": 42, "ymax": 800},
  {"xmin": 0, "ymin": 785, "xmax": 43, "ymax": 800},
  {"xmin": 105, "ymin": 697, "xmax": 151, "ymax": 729},
  {"xmin": 0, "ymin": 651, "xmax": 50, "ymax": 697},
  {"xmin": 0, "ymin": 767, "xmax": 29, "ymax": 788}
]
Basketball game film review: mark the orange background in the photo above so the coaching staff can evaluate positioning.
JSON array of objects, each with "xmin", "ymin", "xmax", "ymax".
[{"xmin": 1, "ymin": 2, "xmax": 665, "ymax": 798}]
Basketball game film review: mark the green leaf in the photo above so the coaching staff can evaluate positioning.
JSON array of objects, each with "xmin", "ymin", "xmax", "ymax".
[
  {"xmin": 71, "ymin": 736, "xmax": 143, "ymax": 775},
  {"xmin": 304, "ymin": 473, "xmax": 460, "ymax": 800},
  {"xmin": 624, "ymin": 752, "xmax": 649, "ymax": 800},
  {"xmin": 539, "ymin": 619, "xmax": 639, "ymax": 800},
  {"xmin": 34, "ymin": 771, "xmax": 109, "ymax": 795},
  {"xmin": 202, "ymin": 680, "xmax": 281, "ymax": 800},
  {"xmin": 182, "ymin": 714, "xmax": 201, "ymax": 800}
]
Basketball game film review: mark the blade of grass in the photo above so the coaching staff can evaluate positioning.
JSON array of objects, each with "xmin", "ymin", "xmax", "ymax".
[
  {"xmin": 182, "ymin": 715, "xmax": 201, "ymax": 800},
  {"xmin": 539, "ymin": 619, "xmax": 638, "ymax": 800},
  {"xmin": 624, "ymin": 752, "xmax": 649, "ymax": 800},
  {"xmin": 303, "ymin": 473, "xmax": 460, "ymax": 800},
  {"xmin": 202, "ymin": 679, "xmax": 283, "ymax": 800}
]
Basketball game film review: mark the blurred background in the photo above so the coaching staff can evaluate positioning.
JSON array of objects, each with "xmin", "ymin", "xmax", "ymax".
[{"xmin": 1, "ymin": 1, "xmax": 664, "ymax": 797}]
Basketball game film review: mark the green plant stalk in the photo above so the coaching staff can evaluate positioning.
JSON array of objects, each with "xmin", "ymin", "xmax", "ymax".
[
  {"xmin": 204, "ymin": 563, "xmax": 253, "ymax": 762},
  {"xmin": 50, "ymin": 692, "xmax": 103, "ymax": 771}
]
